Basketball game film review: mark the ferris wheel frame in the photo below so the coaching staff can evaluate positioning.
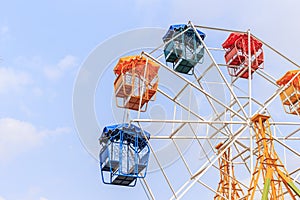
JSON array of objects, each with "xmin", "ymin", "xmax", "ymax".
[{"xmin": 121, "ymin": 21, "xmax": 300, "ymax": 200}]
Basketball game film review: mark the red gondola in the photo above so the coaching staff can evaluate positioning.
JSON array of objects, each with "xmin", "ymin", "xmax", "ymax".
[{"xmin": 222, "ymin": 33, "xmax": 264, "ymax": 79}]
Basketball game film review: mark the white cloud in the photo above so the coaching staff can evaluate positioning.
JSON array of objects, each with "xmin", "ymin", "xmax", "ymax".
[
  {"xmin": 40, "ymin": 197, "xmax": 48, "ymax": 200},
  {"xmin": 41, "ymin": 127, "xmax": 70, "ymax": 136},
  {"xmin": 0, "ymin": 118, "xmax": 42, "ymax": 162},
  {"xmin": 0, "ymin": 196, "xmax": 6, "ymax": 200},
  {"xmin": 0, "ymin": 25, "xmax": 10, "ymax": 43},
  {"xmin": 0, "ymin": 26, "xmax": 8, "ymax": 35},
  {"xmin": 0, "ymin": 67, "xmax": 32, "ymax": 93},
  {"xmin": 57, "ymin": 55, "xmax": 77, "ymax": 70},
  {"xmin": 44, "ymin": 55, "xmax": 78, "ymax": 80},
  {"xmin": 0, "ymin": 118, "xmax": 69, "ymax": 163}
]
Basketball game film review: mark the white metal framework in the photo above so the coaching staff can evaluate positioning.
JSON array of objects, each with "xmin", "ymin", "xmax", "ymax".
[{"xmin": 114, "ymin": 22, "xmax": 300, "ymax": 199}]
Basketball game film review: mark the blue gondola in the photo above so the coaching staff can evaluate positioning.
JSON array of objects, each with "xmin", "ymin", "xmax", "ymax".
[
  {"xmin": 163, "ymin": 24, "xmax": 206, "ymax": 75},
  {"xmin": 99, "ymin": 123, "xmax": 150, "ymax": 187}
]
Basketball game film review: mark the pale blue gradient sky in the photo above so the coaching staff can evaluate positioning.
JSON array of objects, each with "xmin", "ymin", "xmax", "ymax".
[{"xmin": 1, "ymin": 1, "xmax": 300, "ymax": 200}]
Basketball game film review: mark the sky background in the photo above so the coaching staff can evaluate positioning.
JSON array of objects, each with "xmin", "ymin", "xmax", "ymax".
[{"xmin": 1, "ymin": 0, "xmax": 300, "ymax": 200}]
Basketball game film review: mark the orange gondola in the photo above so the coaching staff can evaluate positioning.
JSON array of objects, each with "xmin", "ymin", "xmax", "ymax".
[
  {"xmin": 222, "ymin": 33, "xmax": 264, "ymax": 79},
  {"xmin": 276, "ymin": 70, "xmax": 300, "ymax": 115},
  {"xmin": 113, "ymin": 55, "xmax": 160, "ymax": 111}
]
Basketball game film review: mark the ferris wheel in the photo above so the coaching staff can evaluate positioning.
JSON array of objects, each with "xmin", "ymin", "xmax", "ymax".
[{"xmin": 76, "ymin": 21, "xmax": 300, "ymax": 199}]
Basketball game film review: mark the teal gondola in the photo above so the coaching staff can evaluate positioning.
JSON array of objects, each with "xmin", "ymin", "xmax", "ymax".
[
  {"xmin": 163, "ymin": 24, "xmax": 206, "ymax": 75},
  {"xmin": 99, "ymin": 123, "xmax": 150, "ymax": 187}
]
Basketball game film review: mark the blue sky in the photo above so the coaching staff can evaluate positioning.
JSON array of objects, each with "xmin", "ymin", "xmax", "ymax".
[{"xmin": 1, "ymin": 0, "xmax": 300, "ymax": 200}]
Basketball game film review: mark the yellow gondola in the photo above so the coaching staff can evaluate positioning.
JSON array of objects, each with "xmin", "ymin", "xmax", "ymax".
[{"xmin": 277, "ymin": 70, "xmax": 300, "ymax": 115}]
